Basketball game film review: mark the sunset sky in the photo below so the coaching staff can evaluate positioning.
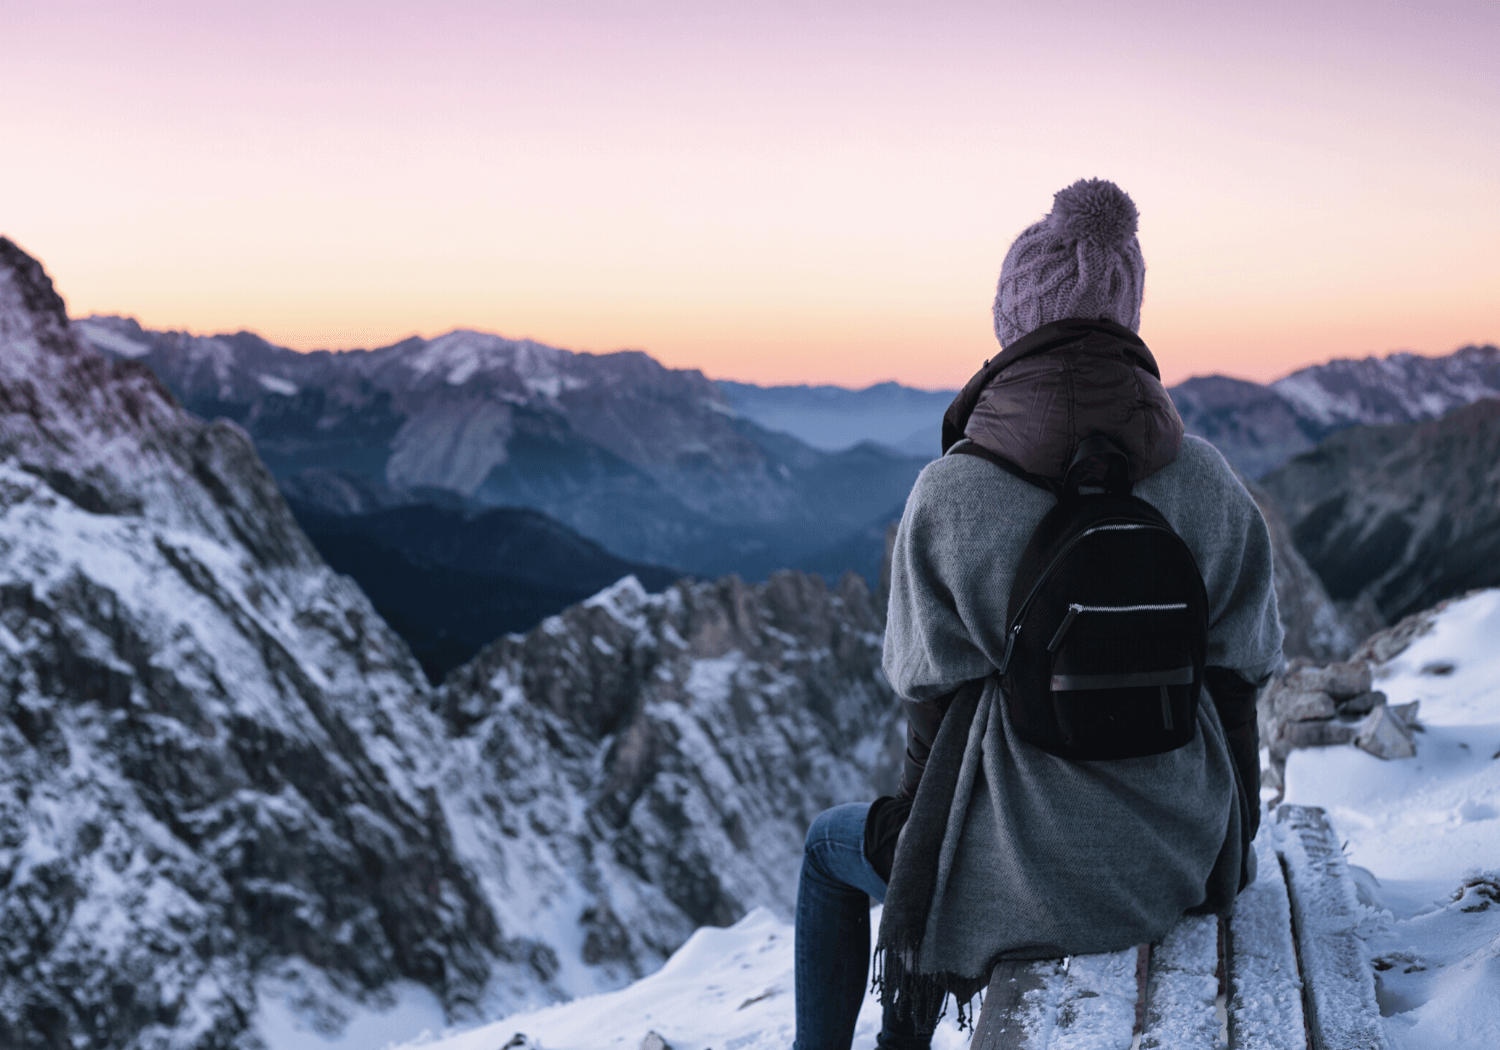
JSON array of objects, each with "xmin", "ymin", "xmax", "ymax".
[{"xmin": 5, "ymin": 1, "xmax": 1496, "ymax": 389}]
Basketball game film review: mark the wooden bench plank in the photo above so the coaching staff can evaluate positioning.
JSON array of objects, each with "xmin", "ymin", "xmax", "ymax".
[
  {"xmin": 1050, "ymin": 946, "xmax": 1140, "ymax": 1050},
  {"xmin": 972, "ymin": 947, "xmax": 1141, "ymax": 1050},
  {"xmin": 1275, "ymin": 804, "xmax": 1391, "ymax": 1050},
  {"xmin": 972, "ymin": 816, "xmax": 1362, "ymax": 1050},
  {"xmin": 1227, "ymin": 828, "xmax": 1307, "ymax": 1050},
  {"xmin": 1140, "ymin": 913, "xmax": 1220, "ymax": 1049},
  {"xmin": 971, "ymin": 958, "xmax": 1065, "ymax": 1050}
]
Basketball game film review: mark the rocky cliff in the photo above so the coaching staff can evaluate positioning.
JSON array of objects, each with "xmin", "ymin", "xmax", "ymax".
[
  {"xmin": 434, "ymin": 571, "xmax": 897, "ymax": 982},
  {"xmin": 1240, "ymin": 474, "xmax": 1358, "ymax": 663},
  {"xmin": 0, "ymin": 238, "xmax": 516, "ymax": 1047}
]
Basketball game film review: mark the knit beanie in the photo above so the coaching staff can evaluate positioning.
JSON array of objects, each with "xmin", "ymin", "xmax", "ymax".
[{"xmin": 992, "ymin": 178, "xmax": 1145, "ymax": 347}]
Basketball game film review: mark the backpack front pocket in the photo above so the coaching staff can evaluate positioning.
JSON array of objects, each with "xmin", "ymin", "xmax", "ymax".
[{"xmin": 1045, "ymin": 604, "xmax": 1199, "ymax": 759}]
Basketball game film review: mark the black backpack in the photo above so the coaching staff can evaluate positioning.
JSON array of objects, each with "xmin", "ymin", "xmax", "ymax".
[{"xmin": 957, "ymin": 434, "xmax": 1209, "ymax": 760}]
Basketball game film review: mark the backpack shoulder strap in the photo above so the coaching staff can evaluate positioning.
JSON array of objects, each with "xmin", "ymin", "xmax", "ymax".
[
  {"xmin": 1062, "ymin": 433, "xmax": 1133, "ymax": 497},
  {"xmin": 947, "ymin": 440, "xmax": 1061, "ymax": 497}
]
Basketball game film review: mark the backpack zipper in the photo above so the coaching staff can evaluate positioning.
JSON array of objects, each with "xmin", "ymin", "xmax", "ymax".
[
  {"xmin": 996, "ymin": 521, "xmax": 1179, "ymax": 676},
  {"xmin": 1047, "ymin": 602, "xmax": 1189, "ymax": 652}
]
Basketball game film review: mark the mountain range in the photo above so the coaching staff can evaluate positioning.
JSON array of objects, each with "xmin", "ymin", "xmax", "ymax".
[
  {"xmin": 73, "ymin": 316, "xmax": 1500, "ymax": 678},
  {"xmin": 1, "ymin": 239, "xmax": 901, "ymax": 1050},
  {"xmin": 75, "ymin": 316, "xmax": 928, "ymax": 580}
]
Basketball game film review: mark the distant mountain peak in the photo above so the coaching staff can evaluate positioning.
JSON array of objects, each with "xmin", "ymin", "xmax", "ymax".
[
  {"xmin": 395, "ymin": 329, "xmax": 578, "ymax": 391},
  {"xmin": 1270, "ymin": 343, "xmax": 1500, "ymax": 429}
]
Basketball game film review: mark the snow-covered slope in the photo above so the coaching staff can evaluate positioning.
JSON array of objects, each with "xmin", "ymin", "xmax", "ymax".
[
  {"xmin": 1282, "ymin": 588, "xmax": 1500, "ymax": 1048},
  {"xmin": 381, "ymin": 906, "xmax": 976, "ymax": 1050},
  {"xmin": 0, "ymin": 239, "xmax": 521, "ymax": 1047}
]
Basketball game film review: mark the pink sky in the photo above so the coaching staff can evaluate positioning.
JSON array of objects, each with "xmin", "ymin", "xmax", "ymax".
[{"xmin": 4, "ymin": 1, "xmax": 1496, "ymax": 389}]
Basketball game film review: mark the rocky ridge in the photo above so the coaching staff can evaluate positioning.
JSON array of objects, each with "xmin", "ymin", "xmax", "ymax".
[
  {"xmin": 433, "ymin": 571, "xmax": 897, "ymax": 978},
  {"xmin": 0, "ymin": 237, "xmax": 510, "ymax": 1046},
  {"xmin": 1171, "ymin": 343, "xmax": 1500, "ymax": 480}
]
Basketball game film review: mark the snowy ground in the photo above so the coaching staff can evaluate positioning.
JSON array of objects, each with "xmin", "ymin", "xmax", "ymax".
[
  {"xmin": 302, "ymin": 590, "xmax": 1500, "ymax": 1050},
  {"xmin": 365, "ymin": 905, "xmax": 972, "ymax": 1050},
  {"xmin": 1281, "ymin": 588, "xmax": 1500, "ymax": 1050}
]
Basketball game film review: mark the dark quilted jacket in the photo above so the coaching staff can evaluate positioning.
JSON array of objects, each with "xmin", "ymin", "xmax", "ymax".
[{"xmin": 941, "ymin": 317, "xmax": 1182, "ymax": 480}]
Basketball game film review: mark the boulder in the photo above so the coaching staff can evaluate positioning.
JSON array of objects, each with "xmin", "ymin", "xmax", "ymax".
[
  {"xmin": 1277, "ymin": 689, "xmax": 1337, "ymax": 722},
  {"xmin": 1388, "ymin": 700, "xmax": 1421, "ymax": 728},
  {"xmin": 1277, "ymin": 661, "xmax": 1372, "ymax": 701},
  {"xmin": 1322, "ymin": 661, "xmax": 1373, "ymax": 700},
  {"xmin": 1337, "ymin": 690, "xmax": 1386, "ymax": 715},
  {"xmin": 1282, "ymin": 719, "xmax": 1359, "ymax": 749},
  {"xmin": 1355, "ymin": 705, "xmax": 1417, "ymax": 760}
]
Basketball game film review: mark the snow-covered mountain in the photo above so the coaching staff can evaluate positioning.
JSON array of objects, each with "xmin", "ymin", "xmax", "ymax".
[
  {"xmin": 3, "ymin": 242, "xmax": 902, "ymax": 1050},
  {"xmin": 74, "ymin": 317, "xmax": 930, "ymax": 578},
  {"xmin": 1172, "ymin": 344, "xmax": 1500, "ymax": 478},
  {"xmin": 0, "ymin": 239, "xmax": 510, "ymax": 1046},
  {"xmin": 1271, "ymin": 346, "xmax": 1500, "ymax": 429}
]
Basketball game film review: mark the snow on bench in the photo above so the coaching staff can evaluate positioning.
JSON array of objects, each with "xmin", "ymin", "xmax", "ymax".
[
  {"xmin": 1274, "ymin": 805, "xmax": 1392, "ymax": 1050},
  {"xmin": 970, "ymin": 805, "xmax": 1385, "ymax": 1050}
]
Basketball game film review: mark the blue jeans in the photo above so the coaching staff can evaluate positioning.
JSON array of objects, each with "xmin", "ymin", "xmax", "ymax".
[{"xmin": 792, "ymin": 802, "xmax": 929, "ymax": 1050}]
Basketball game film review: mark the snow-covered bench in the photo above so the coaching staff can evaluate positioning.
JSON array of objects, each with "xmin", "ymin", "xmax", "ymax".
[{"xmin": 970, "ymin": 805, "xmax": 1390, "ymax": 1049}]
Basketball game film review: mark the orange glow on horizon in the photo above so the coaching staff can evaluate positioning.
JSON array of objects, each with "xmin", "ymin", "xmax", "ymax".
[{"xmin": 6, "ymin": 1, "xmax": 1495, "ymax": 391}]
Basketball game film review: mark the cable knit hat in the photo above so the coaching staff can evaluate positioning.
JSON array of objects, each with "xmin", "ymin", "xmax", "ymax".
[{"xmin": 993, "ymin": 178, "xmax": 1145, "ymax": 347}]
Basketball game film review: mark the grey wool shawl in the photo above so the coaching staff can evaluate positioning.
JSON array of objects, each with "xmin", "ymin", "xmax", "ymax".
[{"xmin": 875, "ymin": 435, "xmax": 1284, "ymax": 1030}]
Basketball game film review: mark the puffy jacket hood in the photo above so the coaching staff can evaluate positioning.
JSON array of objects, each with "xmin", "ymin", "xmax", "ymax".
[{"xmin": 941, "ymin": 318, "xmax": 1184, "ymax": 484}]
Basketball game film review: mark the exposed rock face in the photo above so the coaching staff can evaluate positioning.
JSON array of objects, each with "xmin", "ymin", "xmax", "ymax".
[
  {"xmin": 436, "ymin": 572, "xmax": 898, "ymax": 954},
  {"xmin": 1260, "ymin": 399, "xmax": 1500, "ymax": 624},
  {"xmin": 3, "ymin": 240, "xmax": 903, "ymax": 1049},
  {"xmin": 74, "ymin": 317, "xmax": 928, "ymax": 576}
]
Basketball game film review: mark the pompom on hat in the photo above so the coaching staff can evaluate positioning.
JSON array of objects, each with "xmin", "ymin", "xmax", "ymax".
[{"xmin": 992, "ymin": 178, "xmax": 1146, "ymax": 347}]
